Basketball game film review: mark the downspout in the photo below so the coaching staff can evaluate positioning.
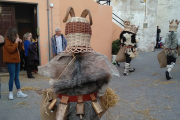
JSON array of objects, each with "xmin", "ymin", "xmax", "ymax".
[
  {"xmin": 47, "ymin": 0, "xmax": 51, "ymax": 61},
  {"xmin": 51, "ymin": 7, "xmax": 53, "ymax": 46}
]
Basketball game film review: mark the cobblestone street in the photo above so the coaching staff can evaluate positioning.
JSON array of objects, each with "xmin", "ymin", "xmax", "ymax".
[{"xmin": 0, "ymin": 49, "xmax": 180, "ymax": 120}]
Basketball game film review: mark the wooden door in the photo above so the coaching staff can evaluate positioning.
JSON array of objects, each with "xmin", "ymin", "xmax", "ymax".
[{"xmin": 0, "ymin": 4, "xmax": 16, "ymax": 72}]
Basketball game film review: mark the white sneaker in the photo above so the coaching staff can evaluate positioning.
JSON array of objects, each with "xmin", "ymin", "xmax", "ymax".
[
  {"xmin": 9, "ymin": 92, "xmax": 13, "ymax": 100},
  {"xmin": 17, "ymin": 91, "xmax": 28, "ymax": 98}
]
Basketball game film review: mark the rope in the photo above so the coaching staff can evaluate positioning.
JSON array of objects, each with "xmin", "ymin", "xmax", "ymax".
[
  {"xmin": 56, "ymin": 54, "xmax": 76, "ymax": 80},
  {"xmin": 44, "ymin": 89, "xmax": 51, "ymax": 116}
]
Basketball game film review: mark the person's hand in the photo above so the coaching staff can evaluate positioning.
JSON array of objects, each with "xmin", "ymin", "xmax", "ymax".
[
  {"xmin": 53, "ymin": 54, "xmax": 56, "ymax": 57},
  {"xmin": 19, "ymin": 39, "xmax": 22, "ymax": 43},
  {"xmin": 15, "ymin": 38, "xmax": 20, "ymax": 43},
  {"xmin": 35, "ymin": 38, "xmax": 38, "ymax": 42}
]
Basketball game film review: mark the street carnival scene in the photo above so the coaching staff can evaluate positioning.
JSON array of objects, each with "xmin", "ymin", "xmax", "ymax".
[{"xmin": 0, "ymin": 0, "xmax": 180, "ymax": 120}]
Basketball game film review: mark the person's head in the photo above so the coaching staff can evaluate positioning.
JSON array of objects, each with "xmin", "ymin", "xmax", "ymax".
[
  {"xmin": 23, "ymin": 32, "xmax": 31, "ymax": 41},
  {"xmin": 157, "ymin": 26, "xmax": 159, "ymax": 29},
  {"xmin": 55, "ymin": 27, "xmax": 61, "ymax": 36},
  {"xmin": 6, "ymin": 28, "xmax": 18, "ymax": 43},
  {"xmin": 29, "ymin": 33, "xmax": 32, "ymax": 39},
  {"xmin": 0, "ymin": 35, "xmax": 5, "ymax": 47}
]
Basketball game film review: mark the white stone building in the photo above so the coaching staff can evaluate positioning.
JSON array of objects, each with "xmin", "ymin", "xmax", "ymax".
[{"xmin": 111, "ymin": 0, "xmax": 180, "ymax": 52}]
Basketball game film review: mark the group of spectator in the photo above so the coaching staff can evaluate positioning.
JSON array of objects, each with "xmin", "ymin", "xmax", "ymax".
[{"xmin": 0, "ymin": 27, "xmax": 67, "ymax": 100}]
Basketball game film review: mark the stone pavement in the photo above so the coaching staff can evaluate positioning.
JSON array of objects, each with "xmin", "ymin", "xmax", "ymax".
[{"xmin": 0, "ymin": 49, "xmax": 180, "ymax": 120}]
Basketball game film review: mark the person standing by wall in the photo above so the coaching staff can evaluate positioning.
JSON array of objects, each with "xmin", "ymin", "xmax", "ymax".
[
  {"xmin": 3, "ymin": 28, "xmax": 28, "ymax": 100},
  {"xmin": 156, "ymin": 26, "xmax": 161, "ymax": 48},
  {"xmin": 20, "ymin": 36, "xmax": 26, "ymax": 71},
  {"xmin": 23, "ymin": 33, "xmax": 37, "ymax": 78},
  {"xmin": 51, "ymin": 27, "xmax": 67, "ymax": 57},
  {"xmin": 29, "ymin": 33, "xmax": 38, "ymax": 73}
]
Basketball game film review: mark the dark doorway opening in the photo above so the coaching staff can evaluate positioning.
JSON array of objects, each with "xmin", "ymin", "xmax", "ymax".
[{"xmin": 0, "ymin": 2, "xmax": 38, "ymax": 73}]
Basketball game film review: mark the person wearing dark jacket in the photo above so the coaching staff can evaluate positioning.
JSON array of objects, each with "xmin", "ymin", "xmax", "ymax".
[
  {"xmin": 51, "ymin": 27, "xmax": 67, "ymax": 57},
  {"xmin": 156, "ymin": 26, "xmax": 161, "ymax": 48},
  {"xmin": 23, "ymin": 32, "xmax": 37, "ymax": 78}
]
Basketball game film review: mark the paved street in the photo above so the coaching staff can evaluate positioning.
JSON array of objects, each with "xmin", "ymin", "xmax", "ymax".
[{"xmin": 0, "ymin": 49, "xmax": 180, "ymax": 120}]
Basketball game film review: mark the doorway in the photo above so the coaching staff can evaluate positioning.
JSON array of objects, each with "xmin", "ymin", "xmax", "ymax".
[{"xmin": 0, "ymin": 2, "xmax": 38, "ymax": 73}]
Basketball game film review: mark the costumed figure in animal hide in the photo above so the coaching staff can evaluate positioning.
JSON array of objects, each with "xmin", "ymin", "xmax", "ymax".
[
  {"xmin": 117, "ymin": 21, "xmax": 139, "ymax": 76},
  {"xmin": 164, "ymin": 19, "xmax": 179, "ymax": 80},
  {"xmin": 38, "ymin": 7, "xmax": 119, "ymax": 120}
]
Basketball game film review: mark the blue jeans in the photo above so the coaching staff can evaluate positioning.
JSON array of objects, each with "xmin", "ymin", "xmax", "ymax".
[{"xmin": 7, "ymin": 63, "xmax": 21, "ymax": 91}]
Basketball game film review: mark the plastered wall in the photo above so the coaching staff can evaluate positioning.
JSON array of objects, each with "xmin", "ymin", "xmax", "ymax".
[
  {"xmin": 111, "ymin": 0, "xmax": 158, "ymax": 52},
  {"xmin": 2, "ymin": 0, "xmax": 114, "ymax": 65},
  {"xmin": 157, "ymin": 0, "xmax": 180, "ymax": 38}
]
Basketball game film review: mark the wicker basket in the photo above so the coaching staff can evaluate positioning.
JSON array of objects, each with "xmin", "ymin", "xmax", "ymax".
[{"xmin": 64, "ymin": 17, "xmax": 93, "ymax": 53}]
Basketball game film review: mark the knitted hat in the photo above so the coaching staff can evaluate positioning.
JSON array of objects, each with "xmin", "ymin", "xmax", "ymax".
[
  {"xmin": 129, "ymin": 25, "xmax": 139, "ymax": 34},
  {"xmin": 124, "ymin": 21, "xmax": 131, "ymax": 32},
  {"xmin": 63, "ymin": 7, "xmax": 93, "ymax": 53},
  {"xmin": 169, "ymin": 19, "xmax": 179, "ymax": 32}
]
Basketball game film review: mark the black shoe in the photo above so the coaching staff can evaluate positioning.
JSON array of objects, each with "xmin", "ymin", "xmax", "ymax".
[
  {"xmin": 166, "ymin": 71, "xmax": 172, "ymax": 80},
  {"xmin": 28, "ymin": 76, "xmax": 35, "ymax": 79},
  {"xmin": 129, "ymin": 68, "xmax": 135, "ymax": 72},
  {"xmin": 123, "ymin": 73, "xmax": 128, "ymax": 76}
]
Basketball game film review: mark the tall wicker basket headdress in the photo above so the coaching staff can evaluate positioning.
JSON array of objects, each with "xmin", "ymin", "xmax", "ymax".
[{"xmin": 63, "ymin": 7, "xmax": 93, "ymax": 53}]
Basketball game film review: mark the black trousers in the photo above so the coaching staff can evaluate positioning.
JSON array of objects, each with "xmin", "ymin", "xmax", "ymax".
[
  {"xmin": 167, "ymin": 55, "xmax": 176, "ymax": 65},
  {"xmin": 125, "ymin": 54, "xmax": 131, "ymax": 63},
  {"xmin": 156, "ymin": 39, "xmax": 159, "ymax": 48},
  {"xmin": 20, "ymin": 50, "xmax": 26, "ymax": 70},
  {"xmin": 25, "ymin": 57, "xmax": 34, "ymax": 77}
]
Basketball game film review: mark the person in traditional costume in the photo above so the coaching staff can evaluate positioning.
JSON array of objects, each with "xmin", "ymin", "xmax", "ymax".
[
  {"xmin": 118, "ymin": 21, "xmax": 139, "ymax": 76},
  {"xmin": 164, "ymin": 19, "xmax": 179, "ymax": 80},
  {"xmin": 38, "ymin": 7, "xmax": 119, "ymax": 120}
]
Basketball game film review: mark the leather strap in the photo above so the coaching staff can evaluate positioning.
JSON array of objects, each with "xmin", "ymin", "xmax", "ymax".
[
  {"xmin": 59, "ymin": 93, "xmax": 97, "ymax": 102},
  {"xmin": 60, "ymin": 96, "xmax": 69, "ymax": 104},
  {"xmin": 77, "ymin": 96, "xmax": 83, "ymax": 103},
  {"xmin": 90, "ymin": 94, "xmax": 96, "ymax": 101}
]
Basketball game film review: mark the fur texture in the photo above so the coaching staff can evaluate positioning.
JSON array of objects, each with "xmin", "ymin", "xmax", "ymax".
[
  {"xmin": 120, "ymin": 31, "xmax": 137, "ymax": 46},
  {"xmin": 38, "ymin": 52, "xmax": 119, "ymax": 120},
  {"xmin": 38, "ymin": 52, "xmax": 118, "ymax": 95},
  {"xmin": 165, "ymin": 32, "xmax": 178, "ymax": 59},
  {"xmin": 123, "ymin": 33, "xmax": 134, "ymax": 46},
  {"xmin": 66, "ymin": 101, "xmax": 100, "ymax": 120},
  {"xmin": 165, "ymin": 32, "xmax": 178, "ymax": 49}
]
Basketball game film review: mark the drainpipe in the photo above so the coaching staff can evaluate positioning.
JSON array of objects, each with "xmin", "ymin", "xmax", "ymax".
[
  {"xmin": 47, "ymin": 0, "xmax": 51, "ymax": 61},
  {"xmin": 50, "ymin": 3, "xmax": 53, "ymax": 43}
]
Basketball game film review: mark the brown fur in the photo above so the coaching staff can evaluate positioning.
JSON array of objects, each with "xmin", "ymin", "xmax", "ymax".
[
  {"xmin": 38, "ymin": 52, "xmax": 113, "ymax": 95},
  {"xmin": 38, "ymin": 52, "xmax": 116, "ymax": 120}
]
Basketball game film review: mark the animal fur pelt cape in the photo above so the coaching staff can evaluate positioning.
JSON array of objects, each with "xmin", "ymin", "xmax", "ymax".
[
  {"xmin": 38, "ymin": 52, "xmax": 119, "ymax": 120},
  {"xmin": 165, "ymin": 32, "xmax": 178, "ymax": 59},
  {"xmin": 119, "ymin": 31, "xmax": 137, "ymax": 48},
  {"xmin": 165, "ymin": 32, "xmax": 178, "ymax": 49}
]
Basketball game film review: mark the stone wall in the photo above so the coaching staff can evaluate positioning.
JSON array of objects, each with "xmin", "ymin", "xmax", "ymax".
[
  {"xmin": 111, "ymin": 0, "xmax": 158, "ymax": 52},
  {"xmin": 157, "ymin": 0, "xmax": 180, "ymax": 38}
]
